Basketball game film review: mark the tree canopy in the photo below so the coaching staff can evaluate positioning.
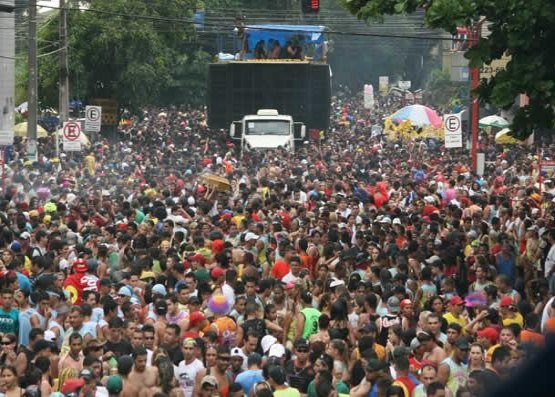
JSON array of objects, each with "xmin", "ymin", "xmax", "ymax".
[
  {"xmin": 339, "ymin": 0, "xmax": 555, "ymax": 138},
  {"xmin": 32, "ymin": 0, "xmax": 209, "ymax": 109}
]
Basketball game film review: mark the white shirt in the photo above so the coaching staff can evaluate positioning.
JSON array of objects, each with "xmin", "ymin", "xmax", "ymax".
[
  {"xmin": 176, "ymin": 358, "xmax": 204, "ymax": 397},
  {"xmin": 545, "ymin": 243, "xmax": 555, "ymax": 277},
  {"xmin": 222, "ymin": 283, "xmax": 235, "ymax": 314},
  {"xmin": 541, "ymin": 296, "xmax": 555, "ymax": 333}
]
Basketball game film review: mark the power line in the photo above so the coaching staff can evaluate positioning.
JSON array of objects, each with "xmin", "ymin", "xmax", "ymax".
[{"xmin": 29, "ymin": 4, "xmax": 454, "ymax": 41}]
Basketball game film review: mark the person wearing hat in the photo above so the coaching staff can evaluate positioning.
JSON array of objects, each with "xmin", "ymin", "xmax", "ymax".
[
  {"xmin": 376, "ymin": 296, "xmax": 401, "ymax": 346},
  {"xmin": 194, "ymin": 346, "xmax": 232, "ymax": 397},
  {"xmin": 229, "ymin": 347, "xmax": 244, "ymax": 382},
  {"xmin": 443, "ymin": 296, "xmax": 467, "ymax": 331},
  {"xmin": 106, "ymin": 375, "xmax": 123, "ymax": 397},
  {"xmin": 284, "ymin": 338, "xmax": 314, "ymax": 394},
  {"xmin": 499, "ymin": 296, "xmax": 524, "ymax": 327},
  {"xmin": 437, "ymin": 337, "xmax": 470, "ymax": 395},
  {"xmin": 198, "ymin": 375, "xmax": 218, "ymax": 397},
  {"xmin": 63, "ymin": 258, "xmax": 98, "ymax": 305}
]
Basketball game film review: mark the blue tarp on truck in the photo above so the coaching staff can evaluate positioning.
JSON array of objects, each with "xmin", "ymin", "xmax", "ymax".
[{"xmin": 245, "ymin": 24, "xmax": 326, "ymax": 53}]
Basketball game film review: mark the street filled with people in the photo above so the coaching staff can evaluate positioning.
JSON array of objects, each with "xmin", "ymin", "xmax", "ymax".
[{"xmin": 1, "ymin": 91, "xmax": 554, "ymax": 397}]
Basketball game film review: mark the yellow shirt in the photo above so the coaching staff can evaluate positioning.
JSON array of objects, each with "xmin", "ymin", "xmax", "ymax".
[
  {"xmin": 443, "ymin": 312, "xmax": 467, "ymax": 333},
  {"xmin": 502, "ymin": 312, "xmax": 524, "ymax": 328}
]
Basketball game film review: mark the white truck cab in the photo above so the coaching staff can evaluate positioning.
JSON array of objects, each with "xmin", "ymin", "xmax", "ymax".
[{"xmin": 230, "ymin": 109, "xmax": 306, "ymax": 157}]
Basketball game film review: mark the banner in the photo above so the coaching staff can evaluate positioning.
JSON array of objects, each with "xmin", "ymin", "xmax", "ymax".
[
  {"xmin": 379, "ymin": 76, "xmax": 389, "ymax": 96},
  {"xmin": 363, "ymin": 84, "xmax": 374, "ymax": 109}
]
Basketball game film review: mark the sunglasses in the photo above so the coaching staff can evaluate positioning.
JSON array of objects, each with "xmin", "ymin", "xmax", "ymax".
[
  {"xmin": 1, "ymin": 341, "xmax": 12, "ymax": 345},
  {"xmin": 297, "ymin": 348, "xmax": 309, "ymax": 353},
  {"xmin": 217, "ymin": 355, "xmax": 231, "ymax": 361}
]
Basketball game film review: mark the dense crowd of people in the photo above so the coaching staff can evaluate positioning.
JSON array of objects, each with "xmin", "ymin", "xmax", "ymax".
[{"xmin": 1, "ymin": 91, "xmax": 554, "ymax": 397}]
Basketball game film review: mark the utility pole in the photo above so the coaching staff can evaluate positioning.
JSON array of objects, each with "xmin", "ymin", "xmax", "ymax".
[
  {"xmin": 469, "ymin": 18, "xmax": 485, "ymax": 172},
  {"xmin": 27, "ymin": 0, "xmax": 38, "ymax": 162},
  {"xmin": 58, "ymin": 0, "xmax": 69, "ymax": 157}
]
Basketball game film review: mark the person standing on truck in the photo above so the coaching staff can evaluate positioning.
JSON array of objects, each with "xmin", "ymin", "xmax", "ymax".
[{"xmin": 254, "ymin": 40, "xmax": 266, "ymax": 59}]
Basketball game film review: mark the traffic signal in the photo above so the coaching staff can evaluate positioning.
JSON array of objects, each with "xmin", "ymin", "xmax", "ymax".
[{"xmin": 302, "ymin": 0, "xmax": 319, "ymax": 13}]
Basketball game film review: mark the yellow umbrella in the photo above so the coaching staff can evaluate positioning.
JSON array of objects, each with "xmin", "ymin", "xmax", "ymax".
[
  {"xmin": 495, "ymin": 128, "xmax": 524, "ymax": 145},
  {"xmin": 55, "ymin": 128, "xmax": 91, "ymax": 147},
  {"xmin": 14, "ymin": 122, "xmax": 48, "ymax": 138}
]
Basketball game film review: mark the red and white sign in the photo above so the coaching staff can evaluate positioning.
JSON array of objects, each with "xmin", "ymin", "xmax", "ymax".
[{"xmin": 63, "ymin": 121, "xmax": 82, "ymax": 151}]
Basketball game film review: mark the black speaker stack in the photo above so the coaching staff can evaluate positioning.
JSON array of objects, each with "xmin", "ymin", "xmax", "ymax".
[{"xmin": 207, "ymin": 62, "xmax": 331, "ymax": 130}]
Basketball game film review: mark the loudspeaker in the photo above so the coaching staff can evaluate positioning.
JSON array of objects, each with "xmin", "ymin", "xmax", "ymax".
[{"xmin": 207, "ymin": 62, "xmax": 330, "ymax": 130}]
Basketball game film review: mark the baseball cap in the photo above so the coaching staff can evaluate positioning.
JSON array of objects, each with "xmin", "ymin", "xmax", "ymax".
[
  {"xmin": 79, "ymin": 368, "xmax": 94, "ymax": 381},
  {"xmin": 44, "ymin": 330, "xmax": 56, "ymax": 342},
  {"xmin": 261, "ymin": 335, "xmax": 277, "ymax": 353},
  {"xmin": 19, "ymin": 232, "xmax": 31, "ymax": 240},
  {"xmin": 500, "ymin": 296, "xmax": 514, "ymax": 307},
  {"xmin": 189, "ymin": 311, "xmax": 205, "ymax": 327},
  {"xmin": 231, "ymin": 347, "xmax": 243, "ymax": 358},
  {"xmin": 117, "ymin": 286, "xmax": 133, "ymax": 297},
  {"xmin": 72, "ymin": 258, "xmax": 88, "ymax": 273},
  {"xmin": 387, "ymin": 296, "xmax": 400, "ymax": 313},
  {"xmin": 410, "ymin": 337, "xmax": 421, "ymax": 352},
  {"xmin": 211, "ymin": 267, "xmax": 225, "ymax": 279},
  {"xmin": 400, "ymin": 299, "xmax": 412, "ymax": 309},
  {"xmin": 294, "ymin": 338, "xmax": 309, "ymax": 350},
  {"xmin": 201, "ymin": 375, "xmax": 218, "ymax": 387},
  {"xmin": 330, "ymin": 278, "xmax": 345, "ymax": 288},
  {"xmin": 245, "ymin": 232, "xmax": 259, "ymax": 242},
  {"xmin": 62, "ymin": 378, "xmax": 85, "ymax": 394},
  {"xmin": 269, "ymin": 343, "xmax": 286, "ymax": 358},
  {"xmin": 151, "ymin": 284, "xmax": 167, "ymax": 297},
  {"xmin": 449, "ymin": 295, "xmax": 465, "ymax": 306},
  {"xmin": 477, "ymin": 327, "xmax": 499, "ymax": 344},
  {"xmin": 106, "ymin": 375, "xmax": 123, "ymax": 394}
]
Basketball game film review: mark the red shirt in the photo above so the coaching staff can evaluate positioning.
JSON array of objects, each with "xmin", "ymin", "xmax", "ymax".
[{"xmin": 271, "ymin": 260, "xmax": 290, "ymax": 280}]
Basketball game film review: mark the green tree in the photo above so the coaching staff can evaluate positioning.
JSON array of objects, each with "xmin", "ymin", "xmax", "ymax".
[
  {"xmin": 30, "ymin": 0, "xmax": 209, "ymax": 109},
  {"xmin": 339, "ymin": 0, "xmax": 555, "ymax": 138}
]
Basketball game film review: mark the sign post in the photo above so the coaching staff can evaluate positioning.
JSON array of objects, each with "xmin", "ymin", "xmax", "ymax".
[
  {"xmin": 62, "ymin": 121, "xmax": 82, "ymax": 152},
  {"xmin": 85, "ymin": 105, "xmax": 102, "ymax": 133},
  {"xmin": 443, "ymin": 113, "xmax": 463, "ymax": 148}
]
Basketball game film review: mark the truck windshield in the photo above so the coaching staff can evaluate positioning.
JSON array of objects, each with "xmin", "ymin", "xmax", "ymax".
[{"xmin": 245, "ymin": 120, "xmax": 290, "ymax": 135}]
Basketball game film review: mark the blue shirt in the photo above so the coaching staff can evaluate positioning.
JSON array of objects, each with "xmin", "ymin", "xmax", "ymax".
[
  {"xmin": 0, "ymin": 308, "xmax": 19, "ymax": 336},
  {"xmin": 17, "ymin": 272, "xmax": 32, "ymax": 293},
  {"xmin": 235, "ymin": 369, "xmax": 263, "ymax": 397},
  {"xmin": 19, "ymin": 307, "xmax": 37, "ymax": 346}
]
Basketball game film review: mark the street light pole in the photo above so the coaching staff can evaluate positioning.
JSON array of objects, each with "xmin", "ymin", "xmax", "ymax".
[
  {"xmin": 27, "ymin": 0, "xmax": 38, "ymax": 162},
  {"xmin": 469, "ymin": 18, "xmax": 485, "ymax": 172},
  {"xmin": 58, "ymin": 0, "xmax": 69, "ymax": 158}
]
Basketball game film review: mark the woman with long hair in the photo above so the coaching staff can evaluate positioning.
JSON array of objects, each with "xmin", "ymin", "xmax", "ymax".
[
  {"xmin": 0, "ymin": 333, "xmax": 26, "ymax": 375},
  {"xmin": 0, "ymin": 365, "xmax": 22, "ymax": 397},
  {"xmin": 326, "ymin": 339, "xmax": 349, "ymax": 383},
  {"xmin": 328, "ymin": 298, "xmax": 354, "ymax": 345},
  {"xmin": 203, "ymin": 345, "xmax": 218, "ymax": 369},
  {"xmin": 468, "ymin": 343, "xmax": 485, "ymax": 371}
]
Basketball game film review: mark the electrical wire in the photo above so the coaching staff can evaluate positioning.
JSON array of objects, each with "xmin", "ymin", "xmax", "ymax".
[{"xmin": 26, "ymin": 4, "xmax": 453, "ymax": 41}]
